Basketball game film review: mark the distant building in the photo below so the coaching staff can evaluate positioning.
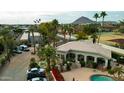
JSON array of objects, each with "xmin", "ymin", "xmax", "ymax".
[{"xmin": 20, "ymin": 32, "xmax": 41, "ymax": 44}]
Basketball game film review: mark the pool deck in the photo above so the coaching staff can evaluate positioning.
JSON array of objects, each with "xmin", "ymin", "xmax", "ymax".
[{"xmin": 61, "ymin": 67, "xmax": 109, "ymax": 81}]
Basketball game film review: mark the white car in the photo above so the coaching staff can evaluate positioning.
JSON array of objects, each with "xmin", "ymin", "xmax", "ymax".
[
  {"xmin": 19, "ymin": 45, "xmax": 30, "ymax": 51},
  {"xmin": 31, "ymin": 77, "xmax": 47, "ymax": 81}
]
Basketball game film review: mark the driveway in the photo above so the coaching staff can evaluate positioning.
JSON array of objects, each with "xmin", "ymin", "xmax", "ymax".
[{"xmin": 0, "ymin": 47, "xmax": 38, "ymax": 81}]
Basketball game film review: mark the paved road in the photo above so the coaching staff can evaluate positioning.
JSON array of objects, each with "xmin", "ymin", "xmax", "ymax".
[{"xmin": 0, "ymin": 48, "xmax": 37, "ymax": 81}]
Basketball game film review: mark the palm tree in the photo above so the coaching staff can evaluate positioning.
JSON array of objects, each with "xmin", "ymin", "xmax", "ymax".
[
  {"xmin": 39, "ymin": 22, "xmax": 55, "ymax": 46},
  {"xmin": 38, "ymin": 45, "xmax": 57, "ymax": 71},
  {"xmin": 29, "ymin": 25, "xmax": 36, "ymax": 54},
  {"xmin": 93, "ymin": 13, "xmax": 99, "ymax": 43},
  {"xmin": 108, "ymin": 66, "xmax": 124, "ymax": 80},
  {"xmin": 97, "ymin": 11, "xmax": 107, "ymax": 43},
  {"xmin": 68, "ymin": 25, "xmax": 73, "ymax": 40},
  {"xmin": 51, "ymin": 19, "xmax": 59, "ymax": 47},
  {"xmin": 61, "ymin": 24, "xmax": 68, "ymax": 41},
  {"xmin": 100, "ymin": 11, "xmax": 107, "ymax": 27},
  {"xmin": 91, "ymin": 33, "xmax": 98, "ymax": 44},
  {"xmin": 93, "ymin": 13, "xmax": 99, "ymax": 23}
]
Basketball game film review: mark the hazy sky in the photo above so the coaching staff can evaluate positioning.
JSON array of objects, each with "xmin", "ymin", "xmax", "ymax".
[{"xmin": 0, "ymin": 11, "xmax": 124, "ymax": 24}]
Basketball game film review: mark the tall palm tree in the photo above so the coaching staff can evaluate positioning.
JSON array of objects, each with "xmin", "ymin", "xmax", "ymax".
[
  {"xmin": 93, "ymin": 13, "xmax": 99, "ymax": 43},
  {"xmin": 93, "ymin": 13, "xmax": 99, "ymax": 23},
  {"xmin": 91, "ymin": 33, "xmax": 98, "ymax": 44},
  {"xmin": 68, "ymin": 25, "xmax": 73, "ymax": 40},
  {"xmin": 100, "ymin": 11, "xmax": 107, "ymax": 27},
  {"xmin": 97, "ymin": 11, "xmax": 107, "ymax": 43},
  {"xmin": 61, "ymin": 24, "xmax": 68, "ymax": 41},
  {"xmin": 51, "ymin": 19, "xmax": 59, "ymax": 47},
  {"xmin": 29, "ymin": 25, "xmax": 36, "ymax": 54}
]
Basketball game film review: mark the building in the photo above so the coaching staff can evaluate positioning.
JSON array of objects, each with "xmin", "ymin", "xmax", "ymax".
[
  {"xmin": 56, "ymin": 41, "xmax": 113, "ymax": 68},
  {"xmin": 20, "ymin": 32, "xmax": 41, "ymax": 44}
]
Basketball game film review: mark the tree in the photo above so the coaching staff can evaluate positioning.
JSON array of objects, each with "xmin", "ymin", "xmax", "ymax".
[
  {"xmin": 76, "ymin": 31, "xmax": 88, "ymax": 40},
  {"xmin": 61, "ymin": 24, "xmax": 68, "ymax": 41},
  {"xmin": 38, "ymin": 20, "xmax": 59, "ymax": 47},
  {"xmin": 39, "ymin": 23, "xmax": 49, "ymax": 46},
  {"xmin": 97, "ymin": 11, "xmax": 107, "ymax": 43},
  {"xmin": 29, "ymin": 25, "xmax": 36, "ymax": 54},
  {"xmin": 100, "ymin": 11, "xmax": 107, "ymax": 27},
  {"xmin": 38, "ymin": 45, "xmax": 57, "ymax": 71},
  {"xmin": 83, "ymin": 24, "xmax": 98, "ymax": 35},
  {"xmin": 51, "ymin": 19, "xmax": 59, "ymax": 47},
  {"xmin": 108, "ymin": 66, "xmax": 124, "ymax": 80},
  {"xmin": 93, "ymin": 13, "xmax": 99, "ymax": 44},
  {"xmin": 91, "ymin": 33, "xmax": 98, "ymax": 44},
  {"xmin": 0, "ymin": 27, "xmax": 16, "ymax": 61},
  {"xmin": 67, "ymin": 25, "xmax": 74, "ymax": 40},
  {"xmin": 93, "ymin": 13, "xmax": 99, "ymax": 22}
]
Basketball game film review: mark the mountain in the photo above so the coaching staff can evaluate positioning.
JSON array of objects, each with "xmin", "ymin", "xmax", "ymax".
[{"xmin": 72, "ymin": 16, "xmax": 94, "ymax": 24}]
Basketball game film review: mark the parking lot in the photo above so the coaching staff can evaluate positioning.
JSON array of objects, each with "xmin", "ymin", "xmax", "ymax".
[{"xmin": 0, "ymin": 47, "xmax": 38, "ymax": 81}]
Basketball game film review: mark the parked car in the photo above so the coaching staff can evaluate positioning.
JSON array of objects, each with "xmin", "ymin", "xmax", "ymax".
[
  {"xmin": 27, "ymin": 68, "xmax": 46, "ymax": 80},
  {"xmin": 13, "ymin": 47, "xmax": 22, "ymax": 54},
  {"xmin": 19, "ymin": 45, "xmax": 30, "ymax": 51}
]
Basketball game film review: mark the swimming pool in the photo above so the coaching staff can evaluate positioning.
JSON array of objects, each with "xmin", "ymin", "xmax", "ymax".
[{"xmin": 90, "ymin": 74, "xmax": 114, "ymax": 81}]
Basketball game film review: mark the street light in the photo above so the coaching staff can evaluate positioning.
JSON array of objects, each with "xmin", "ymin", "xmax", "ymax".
[{"xmin": 34, "ymin": 18, "xmax": 41, "ymax": 24}]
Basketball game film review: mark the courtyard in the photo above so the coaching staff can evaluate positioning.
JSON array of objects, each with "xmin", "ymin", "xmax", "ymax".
[{"xmin": 61, "ymin": 67, "xmax": 108, "ymax": 81}]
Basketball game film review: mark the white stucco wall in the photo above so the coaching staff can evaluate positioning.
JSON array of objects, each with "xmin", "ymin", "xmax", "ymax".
[{"xmin": 57, "ymin": 50, "xmax": 111, "ymax": 67}]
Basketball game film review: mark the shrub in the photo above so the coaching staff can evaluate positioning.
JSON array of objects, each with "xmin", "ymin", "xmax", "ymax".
[
  {"xmin": 64, "ymin": 61, "xmax": 72, "ymax": 71},
  {"xmin": 29, "ymin": 58, "xmax": 40, "ymax": 69},
  {"xmin": 108, "ymin": 69, "xmax": 115, "ymax": 75},
  {"xmin": 118, "ymin": 28, "xmax": 124, "ymax": 33},
  {"xmin": 30, "ymin": 57, "xmax": 36, "ymax": 62},
  {"xmin": 86, "ymin": 61, "xmax": 94, "ymax": 68},
  {"xmin": 76, "ymin": 31, "xmax": 88, "ymax": 40},
  {"xmin": 29, "ymin": 61, "xmax": 40, "ymax": 69},
  {"xmin": 80, "ymin": 61, "xmax": 85, "ymax": 67},
  {"xmin": 92, "ymin": 62, "xmax": 98, "ymax": 69}
]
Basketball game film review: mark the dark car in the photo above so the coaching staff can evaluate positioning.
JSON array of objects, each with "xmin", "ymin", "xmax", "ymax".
[
  {"xmin": 26, "ymin": 68, "xmax": 46, "ymax": 80},
  {"xmin": 13, "ymin": 47, "xmax": 22, "ymax": 54}
]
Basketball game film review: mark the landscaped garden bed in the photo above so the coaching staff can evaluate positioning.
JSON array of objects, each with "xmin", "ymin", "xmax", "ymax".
[
  {"xmin": 51, "ymin": 67, "xmax": 64, "ymax": 81},
  {"xmin": 108, "ymin": 39, "xmax": 124, "ymax": 48}
]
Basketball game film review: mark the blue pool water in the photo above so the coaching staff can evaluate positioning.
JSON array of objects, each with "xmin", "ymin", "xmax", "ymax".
[{"xmin": 90, "ymin": 75, "xmax": 114, "ymax": 81}]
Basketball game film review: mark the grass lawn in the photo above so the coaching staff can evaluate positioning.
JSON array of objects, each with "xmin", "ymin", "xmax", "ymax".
[{"xmin": 99, "ymin": 32, "xmax": 124, "ymax": 46}]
